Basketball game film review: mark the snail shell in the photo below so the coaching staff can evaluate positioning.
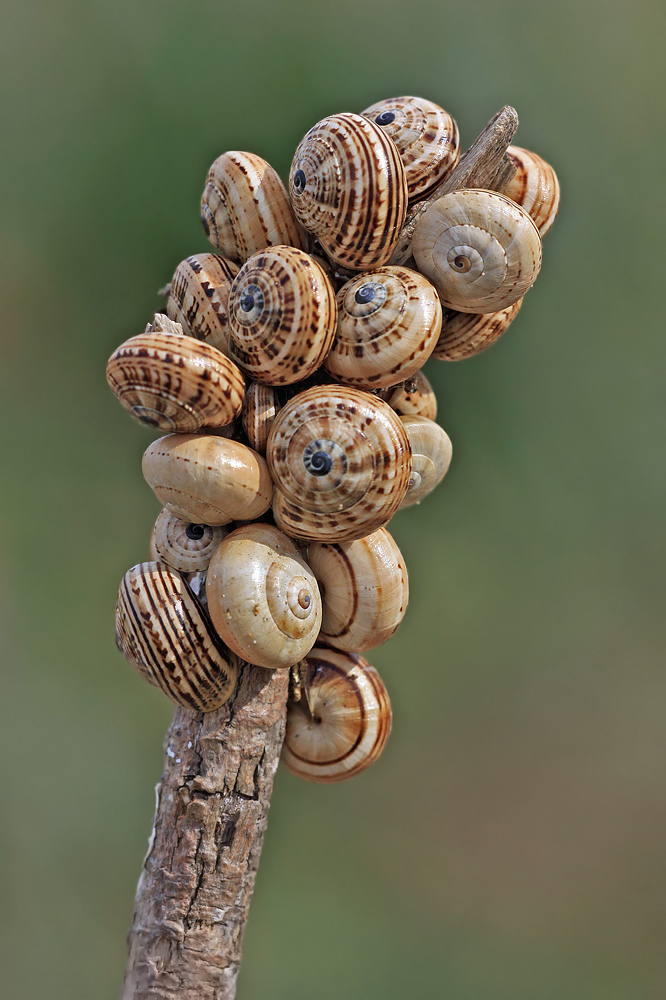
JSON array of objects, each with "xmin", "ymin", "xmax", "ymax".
[
  {"xmin": 325, "ymin": 265, "xmax": 441, "ymax": 389},
  {"xmin": 308, "ymin": 526, "xmax": 408, "ymax": 651},
  {"xmin": 115, "ymin": 561, "xmax": 238, "ymax": 712},
  {"xmin": 206, "ymin": 524, "xmax": 322, "ymax": 670},
  {"xmin": 505, "ymin": 146, "xmax": 560, "ymax": 236},
  {"xmin": 398, "ymin": 416, "xmax": 452, "ymax": 508},
  {"xmin": 242, "ymin": 382, "xmax": 281, "ymax": 454},
  {"xmin": 143, "ymin": 434, "xmax": 273, "ymax": 526},
  {"xmin": 228, "ymin": 246, "xmax": 337, "ymax": 385},
  {"xmin": 433, "ymin": 299, "xmax": 522, "ymax": 361},
  {"xmin": 361, "ymin": 96, "xmax": 460, "ymax": 201},
  {"xmin": 152, "ymin": 508, "xmax": 228, "ymax": 572},
  {"xmin": 289, "ymin": 113, "xmax": 408, "ymax": 271},
  {"xmin": 166, "ymin": 253, "xmax": 239, "ymax": 356},
  {"xmin": 267, "ymin": 385, "xmax": 412, "ymax": 543},
  {"xmin": 412, "ymin": 189, "xmax": 542, "ymax": 313},
  {"xmin": 387, "ymin": 370, "xmax": 437, "ymax": 420},
  {"xmin": 106, "ymin": 331, "xmax": 245, "ymax": 432},
  {"xmin": 200, "ymin": 151, "xmax": 305, "ymax": 263},
  {"xmin": 281, "ymin": 645, "xmax": 392, "ymax": 782}
]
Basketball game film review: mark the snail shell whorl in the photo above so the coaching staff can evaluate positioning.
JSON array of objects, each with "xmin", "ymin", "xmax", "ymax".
[
  {"xmin": 206, "ymin": 524, "xmax": 322, "ymax": 669},
  {"xmin": 228, "ymin": 246, "xmax": 337, "ymax": 385},
  {"xmin": 289, "ymin": 113, "xmax": 408, "ymax": 271},
  {"xmin": 166, "ymin": 253, "xmax": 239, "ymax": 356},
  {"xmin": 267, "ymin": 385, "xmax": 412, "ymax": 543},
  {"xmin": 398, "ymin": 416, "xmax": 452, "ymax": 508},
  {"xmin": 308, "ymin": 526, "xmax": 408, "ymax": 651},
  {"xmin": 200, "ymin": 151, "xmax": 304, "ymax": 263},
  {"xmin": 505, "ymin": 146, "xmax": 560, "ymax": 236},
  {"xmin": 433, "ymin": 299, "xmax": 523, "ymax": 361},
  {"xmin": 281, "ymin": 645, "xmax": 392, "ymax": 782},
  {"xmin": 412, "ymin": 188, "xmax": 542, "ymax": 313},
  {"xmin": 242, "ymin": 382, "xmax": 281, "ymax": 453},
  {"xmin": 387, "ymin": 370, "xmax": 437, "ymax": 420},
  {"xmin": 152, "ymin": 508, "xmax": 228, "ymax": 572},
  {"xmin": 325, "ymin": 266, "xmax": 442, "ymax": 389},
  {"xmin": 115, "ymin": 561, "xmax": 238, "ymax": 712},
  {"xmin": 361, "ymin": 96, "xmax": 460, "ymax": 201}
]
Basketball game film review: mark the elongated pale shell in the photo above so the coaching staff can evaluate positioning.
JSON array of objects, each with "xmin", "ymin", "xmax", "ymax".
[
  {"xmin": 115, "ymin": 561, "xmax": 238, "ymax": 711},
  {"xmin": 206, "ymin": 524, "xmax": 322, "ymax": 669},
  {"xmin": 152, "ymin": 508, "xmax": 228, "ymax": 572},
  {"xmin": 107, "ymin": 331, "xmax": 245, "ymax": 432},
  {"xmin": 267, "ymin": 386, "xmax": 412, "ymax": 543},
  {"xmin": 166, "ymin": 253, "xmax": 239, "ymax": 356},
  {"xmin": 281, "ymin": 645, "xmax": 392, "ymax": 782},
  {"xmin": 228, "ymin": 246, "xmax": 337, "ymax": 385},
  {"xmin": 308, "ymin": 527, "xmax": 408, "ymax": 651},
  {"xmin": 143, "ymin": 434, "xmax": 273, "ymax": 526},
  {"xmin": 387, "ymin": 370, "xmax": 437, "ymax": 420},
  {"xmin": 201, "ymin": 151, "xmax": 304, "ymax": 263},
  {"xmin": 398, "ymin": 416, "xmax": 452, "ymax": 508},
  {"xmin": 505, "ymin": 146, "xmax": 560, "ymax": 236},
  {"xmin": 289, "ymin": 113, "xmax": 408, "ymax": 271},
  {"xmin": 433, "ymin": 299, "xmax": 522, "ymax": 361},
  {"xmin": 242, "ymin": 382, "xmax": 281, "ymax": 453},
  {"xmin": 412, "ymin": 189, "xmax": 542, "ymax": 313},
  {"xmin": 361, "ymin": 96, "xmax": 460, "ymax": 201},
  {"xmin": 325, "ymin": 266, "xmax": 441, "ymax": 389}
]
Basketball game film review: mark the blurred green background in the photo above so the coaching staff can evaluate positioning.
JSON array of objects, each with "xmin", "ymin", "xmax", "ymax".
[{"xmin": 1, "ymin": 0, "xmax": 664, "ymax": 997}]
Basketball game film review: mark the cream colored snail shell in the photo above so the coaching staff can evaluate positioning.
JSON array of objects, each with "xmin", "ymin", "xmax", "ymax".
[
  {"xmin": 308, "ymin": 526, "xmax": 408, "ymax": 651},
  {"xmin": 325, "ymin": 265, "xmax": 441, "ymax": 389},
  {"xmin": 200, "ymin": 151, "xmax": 305, "ymax": 264},
  {"xmin": 267, "ymin": 385, "xmax": 412, "ymax": 543},
  {"xmin": 361, "ymin": 95, "xmax": 460, "ymax": 201},
  {"xmin": 281, "ymin": 645, "xmax": 392, "ymax": 782},
  {"xmin": 228, "ymin": 246, "xmax": 337, "ymax": 385},
  {"xmin": 398, "ymin": 416, "xmax": 452, "ymax": 508},
  {"xmin": 152, "ymin": 508, "xmax": 228, "ymax": 572},
  {"xmin": 206, "ymin": 524, "xmax": 322, "ymax": 670},
  {"xmin": 242, "ymin": 382, "xmax": 281, "ymax": 453},
  {"xmin": 412, "ymin": 188, "xmax": 542, "ymax": 313},
  {"xmin": 115, "ymin": 561, "xmax": 238, "ymax": 712},
  {"xmin": 106, "ymin": 331, "xmax": 245, "ymax": 432},
  {"xmin": 142, "ymin": 433, "xmax": 273, "ymax": 526},
  {"xmin": 166, "ymin": 253, "xmax": 239, "ymax": 356},
  {"xmin": 289, "ymin": 113, "xmax": 408, "ymax": 271},
  {"xmin": 505, "ymin": 145, "xmax": 560, "ymax": 236},
  {"xmin": 433, "ymin": 299, "xmax": 523, "ymax": 361},
  {"xmin": 387, "ymin": 370, "xmax": 438, "ymax": 420}
]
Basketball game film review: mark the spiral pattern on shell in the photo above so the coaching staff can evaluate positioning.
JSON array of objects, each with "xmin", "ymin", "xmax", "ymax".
[
  {"xmin": 433, "ymin": 299, "xmax": 523, "ymax": 361},
  {"xmin": 166, "ymin": 253, "xmax": 239, "ymax": 356},
  {"xmin": 505, "ymin": 145, "xmax": 560, "ymax": 236},
  {"xmin": 152, "ymin": 508, "xmax": 228, "ymax": 572},
  {"xmin": 398, "ymin": 416, "xmax": 452, "ymax": 508}
]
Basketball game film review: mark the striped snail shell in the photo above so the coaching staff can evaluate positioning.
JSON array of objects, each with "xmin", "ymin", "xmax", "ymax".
[
  {"xmin": 433, "ymin": 299, "xmax": 523, "ymax": 361},
  {"xmin": 242, "ymin": 382, "xmax": 281, "ymax": 453},
  {"xmin": 200, "ymin": 151, "xmax": 305, "ymax": 263},
  {"xmin": 398, "ymin": 416, "xmax": 452, "ymax": 508},
  {"xmin": 267, "ymin": 385, "xmax": 412, "ymax": 543},
  {"xmin": 166, "ymin": 253, "xmax": 239, "ymax": 356},
  {"xmin": 206, "ymin": 524, "xmax": 322, "ymax": 670},
  {"xmin": 505, "ymin": 146, "xmax": 560, "ymax": 236},
  {"xmin": 387, "ymin": 370, "xmax": 438, "ymax": 420},
  {"xmin": 308, "ymin": 526, "xmax": 408, "ymax": 651},
  {"xmin": 325, "ymin": 265, "xmax": 442, "ymax": 389},
  {"xmin": 151, "ymin": 508, "xmax": 228, "ymax": 572},
  {"xmin": 115, "ymin": 561, "xmax": 238, "ymax": 712},
  {"xmin": 106, "ymin": 331, "xmax": 245, "ymax": 432},
  {"xmin": 361, "ymin": 95, "xmax": 460, "ymax": 201},
  {"xmin": 412, "ymin": 189, "xmax": 542, "ymax": 313},
  {"xmin": 228, "ymin": 246, "xmax": 337, "ymax": 385},
  {"xmin": 289, "ymin": 113, "xmax": 408, "ymax": 271},
  {"xmin": 281, "ymin": 645, "xmax": 392, "ymax": 782},
  {"xmin": 143, "ymin": 434, "xmax": 273, "ymax": 526}
]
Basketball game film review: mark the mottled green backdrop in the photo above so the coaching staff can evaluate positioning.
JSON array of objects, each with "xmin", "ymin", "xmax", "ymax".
[{"xmin": 1, "ymin": 1, "xmax": 664, "ymax": 997}]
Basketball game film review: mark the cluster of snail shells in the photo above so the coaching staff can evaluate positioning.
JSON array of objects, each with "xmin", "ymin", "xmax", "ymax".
[{"xmin": 109, "ymin": 95, "xmax": 559, "ymax": 783}]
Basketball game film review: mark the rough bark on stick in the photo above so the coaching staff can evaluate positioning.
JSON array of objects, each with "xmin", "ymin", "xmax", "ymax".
[{"xmin": 121, "ymin": 663, "xmax": 289, "ymax": 1000}]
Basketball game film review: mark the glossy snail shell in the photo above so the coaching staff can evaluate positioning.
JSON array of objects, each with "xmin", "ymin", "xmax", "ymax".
[
  {"xmin": 308, "ymin": 526, "xmax": 408, "ymax": 651},
  {"xmin": 505, "ymin": 145, "xmax": 560, "ymax": 236},
  {"xmin": 324, "ymin": 266, "xmax": 441, "ymax": 389},
  {"xmin": 242, "ymin": 382, "xmax": 281, "ymax": 453},
  {"xmin": 433, "ymin": 299, "xmax": 523, "ymax": 361},
  {"xmin": 152, "ymin": 508, "xmax": 228, "ymax": 572},
  {"xmin": 361, "ymin": 95, "xmax": 460, "ymax": 201},
  {"xmin": 166, "ymin": 253, "xmax": 239, "ymax": 356},
  {"xmin": 289, "ymin": 113, "xmax": 408, "ymax": 271},
  {"xmin": 398, "ymin": 416, "xmax": 452, "ymax": 508},
  {"xmin": 267, "ymin": 385, "xmax": 412, "ymax": 543},
  {"xmin": 206, "ymin": 524, "xmax": 322, "ymax": 669},
  {"xmin": 228, "ymin": 246, "xmax": 337, "ymax": 385},
  {"xmin": 200, "ymin": 151, "xmax": 305, "ymax": 263},
  {"xmin": 115, "ymin": 561, "xmax": 238, "ymax": 712},
  {"xmin": 412, "ymin": 189, "xmax": 542, "ymax": 313},
  {"xmin": 281, "ymin": 645, "xmax": 392, "ymax": 782},
  {"xmin": 106, "ymin": 331, "xmax": 245, "ymax": 432},
  {"xmin": 142, "ymin": 434, "xmax": 273, "ymax": 526},
  {"xmin": 387, "ymin": 370, "xmax": 438, "ymax": 420}
]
